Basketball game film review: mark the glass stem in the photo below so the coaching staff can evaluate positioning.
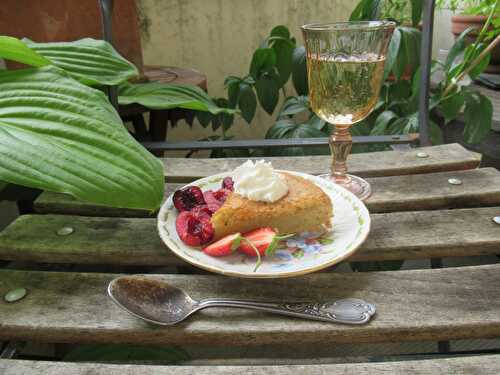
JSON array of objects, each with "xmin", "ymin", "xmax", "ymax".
[{"xmin": 329, "ymin": 124, "xmax": 352, "ymax": 183}]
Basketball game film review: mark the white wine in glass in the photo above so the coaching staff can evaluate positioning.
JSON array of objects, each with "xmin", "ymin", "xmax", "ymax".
[{"xmin": 302, "ymin": 21, "xmax": 395, "ymax": 200}]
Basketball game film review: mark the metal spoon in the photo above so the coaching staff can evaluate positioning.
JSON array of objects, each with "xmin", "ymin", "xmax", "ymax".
[{"xmin": 108, "ymin": 275, "xmax": 376, "ymax": 326}]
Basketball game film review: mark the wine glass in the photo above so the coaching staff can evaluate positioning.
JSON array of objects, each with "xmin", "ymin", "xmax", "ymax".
[{"xmin": 301, "ymin": 21, "xmax": 395, "ymax": 200}]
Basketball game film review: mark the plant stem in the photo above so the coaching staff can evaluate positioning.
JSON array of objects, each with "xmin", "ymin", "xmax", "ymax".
[
  {"xmin": 241, "ymin": 237, "xmax": 262, "ymax": 272},
  {"xmin": 442, "ymin": 33, "xmax": 500, "ymax": 97},
  {"xmin": 475, "ymin": 0, "xmax": 499, "ymax": 44}
]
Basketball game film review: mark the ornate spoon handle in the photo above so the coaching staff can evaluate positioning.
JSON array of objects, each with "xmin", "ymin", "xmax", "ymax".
[{"xmin": 196, "ymin": 298, "xmax": 376, "ymax": 325}]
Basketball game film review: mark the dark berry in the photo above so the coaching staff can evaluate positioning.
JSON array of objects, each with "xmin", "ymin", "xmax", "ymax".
[
  {"xmin": 176, "ymin": 211, "xmax": 214, "ymax": 246},
  {"xmin": 203, "ymin": 190, "xmax": 224, "ymax": 213},
  {"xmin": 222, "ymin": 177, "xmax": 234, "ymax": 191},
  {"xmin": 213, "ymin": 188, "xmax": 231, "ymax": 202},
  {"xmin": 173, "ymin": 186, "xmax": 205, "ymax": 212}
]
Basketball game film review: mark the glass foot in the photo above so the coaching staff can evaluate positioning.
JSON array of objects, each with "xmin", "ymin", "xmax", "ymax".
[{"xmin": 319, "ymin": 173, "xmax": 372, "ymax": 201}]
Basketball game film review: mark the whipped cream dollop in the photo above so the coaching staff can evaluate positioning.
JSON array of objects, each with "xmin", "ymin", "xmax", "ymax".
[{"xmin": 232, "ymin": 160, "xmax": 288, "ymax": 202}]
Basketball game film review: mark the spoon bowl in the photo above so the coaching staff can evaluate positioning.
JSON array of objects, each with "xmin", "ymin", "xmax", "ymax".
[{"xmin": 108, "ymin": 275, "xmax": 198, "ymax": 325}]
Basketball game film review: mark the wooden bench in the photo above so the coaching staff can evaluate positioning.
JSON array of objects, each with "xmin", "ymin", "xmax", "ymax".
[
  {"xmin": 0, "ymin": 143, "xmax": 499, "ymax": 373},
  {"xmin": 1, "ymin": 355, "xmax": 500, "ymax": 374}
]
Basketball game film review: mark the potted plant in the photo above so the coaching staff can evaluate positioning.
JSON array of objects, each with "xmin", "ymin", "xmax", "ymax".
[{"xmin": 439, "ymin": 0, "xmax": 500, "ymax": 73}]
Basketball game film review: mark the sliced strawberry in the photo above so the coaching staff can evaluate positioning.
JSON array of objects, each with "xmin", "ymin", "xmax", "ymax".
[
  {"xmin": 203, "ymin": 233, "xmax": 242, "ymax": 257},
  {"xmin": 239, "ymin": 227, "xmax": 293, "ymax": 257}
]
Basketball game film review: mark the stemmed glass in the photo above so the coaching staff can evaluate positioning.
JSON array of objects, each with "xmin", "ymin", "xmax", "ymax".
[{"xmin": 301, "ymin": 21, "xmax": 395, "ymax": 200}]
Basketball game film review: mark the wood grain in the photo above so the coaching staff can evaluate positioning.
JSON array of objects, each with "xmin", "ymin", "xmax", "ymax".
[
  {"xmin": 366, "ymin": 167, "xmax": 500, "ymax": 213},
  {"xmin": 0, "ymin": 265, "xmax": 499, "ymax": 345},
  {"xmin": 2, "ymin": 207, "xmax": 500, "ymax": 266},
  {"xmin": 34, "ymin": 168, "xmax": 500, "ymax": 217},
  {"xmin": 162, "ymin": 144, "xmax": 480, "ymax": 183},
  {"xmin": 2, "ymin": 356, "xmax": 500, "ymax": 375}
]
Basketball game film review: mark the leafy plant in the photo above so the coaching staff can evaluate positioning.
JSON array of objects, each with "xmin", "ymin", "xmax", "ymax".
[
  {"xmin": 437, "ymin": 0, "xmax": 498, "ymax": 15},
  {"xmin": 349, "ymin": 0, "xmax": 495, "ymax": 145},
  {"xmin": 24, "ymin": 38, "xmax": 139, "ymax": 86},
  {"xmin": 0, "ymin": 36, "xmax": 235, "ymax": 209}
]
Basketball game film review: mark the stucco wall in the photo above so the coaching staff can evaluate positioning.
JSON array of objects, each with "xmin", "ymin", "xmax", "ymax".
[
  {"xmin": 137, "ymin": 1, "xmax": 455, "ymax": 144},
  {"xmin": 137, "ymin": 0, "xmax": 354, "ymax": 142}
]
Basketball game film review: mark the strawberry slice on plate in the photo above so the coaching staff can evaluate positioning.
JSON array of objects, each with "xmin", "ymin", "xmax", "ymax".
[
  {"xmin": 203, "ymin": 233, "xmax": 242, "ymax": 257},
  {"xmin": 239, "ymin": 227, "xmax": 292, "ymax": 257}
]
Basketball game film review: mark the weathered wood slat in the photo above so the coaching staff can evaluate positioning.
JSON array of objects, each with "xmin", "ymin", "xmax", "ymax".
[
  {"xmin": 366, "ymin": 168, "xmax": 500, "ymax": 213},
  {"xmin": 34, "ymin": 167, "xmax": 500, "ymax": 217},
  {"xmin": 1, "ymin": 207, "xmax": 499, "ymax": 265},
  {"xmin": 162, "ymin": 143, "xmax": 479, "ymax": 183},
  {"xmin": 0, "ymin": 265, "xmax": 499, "ymax": 345},
  {"xmin": 2, "ymin": 356, "xmax": 500, "ymax": 375}
]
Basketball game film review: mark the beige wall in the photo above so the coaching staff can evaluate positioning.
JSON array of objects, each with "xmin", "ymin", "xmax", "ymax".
[
  {"xmin": 138, "ymin": 0, "xmax": 354, "ymax": 143},
  {"xmin": 137, "ymin": 1, "xmax": 455, "ymax": 145}
]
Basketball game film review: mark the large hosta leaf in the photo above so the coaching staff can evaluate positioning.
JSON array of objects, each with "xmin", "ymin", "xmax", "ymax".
[
  {"xmin": 23, "ymin": 38, "xmax": 138, "ymax": 86},
  {"xmin": 0, "ymin": 36, "xmax": 50, "ymax": 67},
  {"xmin": 0, "ymin": 66, "xmax": 164, "ymax": 210},
  {"xmin": 118, "ymin": 82, "xmax": 238, "ymax": 115}
]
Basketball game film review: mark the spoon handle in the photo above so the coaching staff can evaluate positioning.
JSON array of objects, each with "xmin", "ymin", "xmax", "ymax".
[{"xmin": 197, "ymin": 298, "xmax": 375, "ymax": 325}]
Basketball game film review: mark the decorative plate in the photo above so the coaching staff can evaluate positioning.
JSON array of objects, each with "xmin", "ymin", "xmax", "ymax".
[{"xmin": 157, "ymin": 171, "xmax": 370, "ymax": 278}]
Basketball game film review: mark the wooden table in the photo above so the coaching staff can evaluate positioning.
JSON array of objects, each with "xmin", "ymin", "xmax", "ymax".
[{"xmin": 1, "ymin": 143, "xmax": 500, "ymax": 373}]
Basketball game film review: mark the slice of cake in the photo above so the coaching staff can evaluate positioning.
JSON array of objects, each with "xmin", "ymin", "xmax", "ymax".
[{"xmin": 211, "ymin": 172, "xmax": 333, "ymax": 240}]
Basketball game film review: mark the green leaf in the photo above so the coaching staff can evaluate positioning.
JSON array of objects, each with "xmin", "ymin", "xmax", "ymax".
[
  {"xmin": 255, "ymin": 73, "xmax": 280, "ymax": 115},
  {"xmin": 0, "ymin": 66, "xmax": 164, "ymax": 210},
  {"xmin": 265, "ymin": 120, "xmax": 328, "ymax": 156},
  {"xmin": 384, "ymin": 28, "xmax": 401, "ymax": 80},
  {"xmin": 393, "ymin": 31, "xmax": 408, "ymax": 80},
  {"xmin": 213, "ymin": 98, "xmax": 234, "ymax": 132},
  {"xmin": 390, "ymin": 79, "xmax": 411, "ymax": 101},
  {"xmin": 445, "ymin": 27, "xmax": 475, "ymax": 70},
  {"xmin": 402, "ymin": 27, "xmax": 421, "ymax": 77},
  {"xmin": 271, "ymin": 38, "xmax": 294, "ymax": 86},
  {"xmin": 463, "ymin": 91, "xmax": 492, "ymax": 144},
  {"xmin": 249, "ymin": 48, "xmax": 276, "ymax": 80},
  {"xmin": 430, "ymin": 120, "xmax": 443, "ymax": 145},
  {"xmin": 0, "ymin": 36, "xmax": 50, "ymax": 67},
  {"xmin": 64, "ymin": 344, "xmax": 190, "ymax": 363},
  {"xmin": 349, "ymin": 0, "xmax": 382, "ymax": 21},
  {"xmin": 238, "ymin": 82, "xmax": 257, "ymax": 123},
  {"xmin": 118, "ymin": 82, "xmax": 237, "ymax": 115},
  {"xmin": 350, "ymin": 0, "xmax": 370, "ymax": 20},
  {"xmin": 291, "ymin": 46, "xmax": 308, "ymax": 96},
  {"xmin": 410, "ymin": 0, "xmax": 423, "ymax": 26},
  {"xmin": 307, "ymin": 114, "xmax": 326, "ymax": 131},
  {"xmin": 371, "ymin": 110, "xmax": 399, "ymax": 135},
  {"xmin": 24, "ymin": 38, "xmax": 138, "ymax": 86},
  {"xmin": 279, "ymin": 96, "xmax": 310, "ymax": 117},
  {"xmin": 439, "ymin": 92, "xmax": 465, "ymax": 124},
  {"xmin": 270, "ymin": 25, "xmax": 291, "ymax": 39},
  {"xmin": 196, "ymin": 110, "xmax": 212, "ymax": 128},
  {"xmin": 464, "ymin": 43, "xmax": 491, "ymax": 79},
  {"xmin": 227, "ymin": 79, "xmax": 241, "ymax": 108}
]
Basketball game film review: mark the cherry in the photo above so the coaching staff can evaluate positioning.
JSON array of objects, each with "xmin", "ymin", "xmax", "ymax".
[
  {"xmin": 173, "ymin": 186, "xmax": 205, "ymax": 212},
  {"xmin": 176, "ymin": 210, "xmax": 214, "ymax": 246},
  {"xmin": 222, "ymin": 177, "xmax": 234, "ymax": 191}
]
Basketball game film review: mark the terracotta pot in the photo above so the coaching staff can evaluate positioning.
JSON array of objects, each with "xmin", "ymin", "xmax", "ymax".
[{"xmin": 451, "ymin": 15, "xmax": 500, "ymax": 74}]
